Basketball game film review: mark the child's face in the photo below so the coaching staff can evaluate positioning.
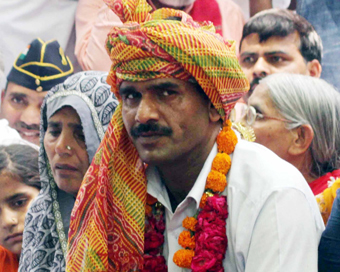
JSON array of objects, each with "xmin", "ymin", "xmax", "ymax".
[{"xmin": 0, "ymin": 172, "xmax": 39, "ymax": 256}]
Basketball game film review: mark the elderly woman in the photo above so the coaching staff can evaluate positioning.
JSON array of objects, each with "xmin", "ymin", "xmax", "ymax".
[
  {"xmin": 241, "ymin": 73, "xmax": 340, "ymax": 223},
  {"xmin": 19, "ymin": 71, "xmax": 118, "ymax": 271}
]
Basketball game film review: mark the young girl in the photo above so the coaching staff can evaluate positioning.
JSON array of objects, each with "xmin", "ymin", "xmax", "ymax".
[{"xmin": 0, "ymin": 144, "xmax": 40, "ymax": 271}]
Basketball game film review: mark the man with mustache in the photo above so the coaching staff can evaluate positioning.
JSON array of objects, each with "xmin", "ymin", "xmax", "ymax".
[
  {"xmin": 239, "ymin": 9, "xmax": 322, "ymax": 102},
  {"xmin": 0, "ymin": 38, "xmax": 73, "ymax": 146},
  {"xmin": 66, "ymin": 0, "xmax": 324, "ymax": 271}
]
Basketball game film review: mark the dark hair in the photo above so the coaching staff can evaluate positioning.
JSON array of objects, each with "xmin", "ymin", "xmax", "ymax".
[
  {"xmin": 0, "ymin": 144, "xmax": 41, "ymax": 189},
  {"xmin": 241, "ymin": 9, "xmax": 322, "ymax": 63}
]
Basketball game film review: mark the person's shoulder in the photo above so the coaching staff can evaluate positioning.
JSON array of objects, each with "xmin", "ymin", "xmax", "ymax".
[{"xmin": 229, "ymin": 139, "xmax": 311, "ymax": 196}]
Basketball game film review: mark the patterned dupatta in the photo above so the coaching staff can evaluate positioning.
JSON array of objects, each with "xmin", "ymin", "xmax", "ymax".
[
  {"xmin": 66, "ymin": 0, "xmax": 249, "ymax": 271},
  {"xmin": 19, "ymin": 71, "xmax": 118, "ymax": 272}
]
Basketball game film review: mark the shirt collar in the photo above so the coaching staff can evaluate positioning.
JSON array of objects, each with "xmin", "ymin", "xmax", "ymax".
[{"xmin": 146, "ymin": 143, "xmax": 217, "ymax": 210}]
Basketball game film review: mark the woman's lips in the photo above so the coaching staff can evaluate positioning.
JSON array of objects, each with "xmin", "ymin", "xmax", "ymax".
[
  {"xmin": 5, "ymin": 233, "xmax": 23, "ymax": 243},
  {"xmin": 55, "ymin": 163, "xmax": 78, "ymax": 171}
]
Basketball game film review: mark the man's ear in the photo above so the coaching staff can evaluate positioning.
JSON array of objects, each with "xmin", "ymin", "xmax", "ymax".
[
  {"xmin": 307, "ymin": 59, "xmax": 322, "ymax": 78},
  {"xmin": 288, "ymin": 124, "xmax": 314, "ymax": 156},
  {"xmin": 208, "ymin": 101, "xmax": 221, "ymax": 123}
]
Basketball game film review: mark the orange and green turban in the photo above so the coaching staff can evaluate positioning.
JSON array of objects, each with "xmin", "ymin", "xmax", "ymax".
[{"xmin": 66, "ymin": 0, "xmax": 249, "ymax": 271}]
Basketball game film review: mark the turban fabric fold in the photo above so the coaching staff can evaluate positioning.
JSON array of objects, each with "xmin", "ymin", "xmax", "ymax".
[{"xmin": 66, "ymin": 0, "xmax": 249, "ymax": 271}]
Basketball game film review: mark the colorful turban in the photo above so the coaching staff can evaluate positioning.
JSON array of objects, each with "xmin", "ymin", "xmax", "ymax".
[{"xmin": 66, "ymin": 0, "xmax": 249, "ymax": 271}]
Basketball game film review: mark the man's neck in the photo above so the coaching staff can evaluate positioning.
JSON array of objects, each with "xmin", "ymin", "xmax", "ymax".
[{"xmin": 155, "ymin": 127, "xmax": 220, "ymax": 212}]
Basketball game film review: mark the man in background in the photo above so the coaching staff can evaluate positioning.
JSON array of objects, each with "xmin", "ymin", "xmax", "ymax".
[
  {"xmin": 0, "ymin": 38, "xmax": 73, "ymax": 145},
  {"xmin": 239, "ymin": 9, "xmax": 322, "ymax": 102}
]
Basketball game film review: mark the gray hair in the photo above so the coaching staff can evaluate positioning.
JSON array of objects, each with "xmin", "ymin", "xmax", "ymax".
[{"xmin": 261, "ymin": 73, "xmax": 340, "ymax": 178}]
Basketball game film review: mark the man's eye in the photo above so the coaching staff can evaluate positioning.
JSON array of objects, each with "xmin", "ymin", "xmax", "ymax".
[
  {"xmin": 12, "ymin": 198, "xmax": 28, "ymax": 208},
  {"xmin": 269, "ymin": 56, "xmax": 284, "ymax": 63},
  {"xmin": 11, "ymin": 96, "xmax": 26, "ymax": 105},
  {"xmin": 126, "ymin": 92, "xmax": 141, "ymax": 100},
  {"xmin": 242, "ymin": 56, "xmax": 255, "ymax": 64},
  {"xmin": 160, "ymin": 90, "xmax": 176, "ymax": 97}
]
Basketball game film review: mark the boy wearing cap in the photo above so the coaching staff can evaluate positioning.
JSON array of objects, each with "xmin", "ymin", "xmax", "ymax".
[{"xmin": 0, "ymin": 38, "xmax": 73, "ymax": 145}]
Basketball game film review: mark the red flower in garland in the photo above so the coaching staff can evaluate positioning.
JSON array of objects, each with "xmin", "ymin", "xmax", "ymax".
[
  {"xmin": 191, "ymin": 250, "xmax": 218, "ymax": 271},
  {"xmin": 144, "ymin": 232, "xmax": 164, "ymax": 255},
  {"xmin": 143, "ymin": 255, "xmax": 167, "ymax": 272},
  {"xmin": 192, "ymin": 195, "xmax": 228, "ymax": 271}
]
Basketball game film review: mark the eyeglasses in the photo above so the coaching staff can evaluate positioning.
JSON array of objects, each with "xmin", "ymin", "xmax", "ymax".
[{"xmin": 242, "ymin": 105, "xmax": 292, "ymax": 126}]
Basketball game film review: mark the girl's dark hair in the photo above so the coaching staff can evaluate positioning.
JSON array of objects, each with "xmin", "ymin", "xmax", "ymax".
[{"xmin": 0, "ymin": 144, "xmax": 41, "ymax": 189}]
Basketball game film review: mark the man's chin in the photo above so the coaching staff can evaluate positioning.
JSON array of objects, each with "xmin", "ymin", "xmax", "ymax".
[{"xmin": 19, "ymin": 131, "xmax": 40, "ymax": 145}]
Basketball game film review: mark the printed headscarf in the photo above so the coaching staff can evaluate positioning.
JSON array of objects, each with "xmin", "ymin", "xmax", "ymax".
[
  {"xmin": 66, "ymin": 0, "xmax": 249, "ymax": 271},
  {"xmin": 19, "ymin": 71, "xmax": 118, "ymax": 272}
]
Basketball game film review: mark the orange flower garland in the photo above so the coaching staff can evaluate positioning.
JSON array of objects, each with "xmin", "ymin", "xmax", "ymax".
[
  {"xmin": 173, "ymin": 120, "xmax": 238, "ymax": 270},
  {"xmin": 173, "ymin": 249, "xmax": 195, "ymax": 268},
  {"xmin": 183, "ymin": 217, "xmax": 197, "ymax": 232}
]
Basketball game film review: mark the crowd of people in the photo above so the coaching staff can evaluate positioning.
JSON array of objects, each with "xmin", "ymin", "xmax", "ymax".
[{"xmin": 0, "ymin": 0, "xmax": 339, "ymax": 271}]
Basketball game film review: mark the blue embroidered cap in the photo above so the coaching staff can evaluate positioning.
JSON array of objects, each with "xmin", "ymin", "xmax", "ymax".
[{"xmin": 7, "ymin": 38, "xmax": 74, "ymax": 92}]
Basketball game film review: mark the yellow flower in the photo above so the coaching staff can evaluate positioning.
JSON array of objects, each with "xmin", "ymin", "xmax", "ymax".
[
  {"xmin": 206, "ymin": 170, "xmax": 227, "ymax": 192},
  {"xmin": 173, "ymin": 249, "xmax": 195, "ymax": 268},
  {"xmin": 182, "ymin": 217, "xmax": 197, "ymax": 232},
  {"xmin": 216, "ymin": 126, "xmax": 238, "ymax": 154},
  {"xmin": 211, "ymin": 153, "xmax": 231, "ymax": 175},
  {"xmin": 199, "ymin": 193, "xmax": 209, "ymax": 209},
  {"xmin": 178, "ymin": 230, "xmax": 195, "ymax": 249}
]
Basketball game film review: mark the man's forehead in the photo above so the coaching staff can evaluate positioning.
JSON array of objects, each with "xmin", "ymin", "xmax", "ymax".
[
  {"xmin": 119, "ymin": 78, "xmax": 188, "ymax": 91},
  {"xmin": 6, "ymin": 82, "xmax": 47, "ymax": 99},
  {"xmin": 240, "ymin": 32, "xmax": 302, "ymax": 54}
]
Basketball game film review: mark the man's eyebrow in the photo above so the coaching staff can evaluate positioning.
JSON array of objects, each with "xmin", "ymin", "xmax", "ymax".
[
  {"xmin": 119, "ymin": 85, "xmax": 136, "ymax": 95},
  {"xmin": 240, "ymin": 52, "xmax": 257, "ymax": 58},
  {"xmin": 264, "ymin": 51, "xmax": 288, "ymax": 56},
  {"xmin": 5, "ymin": 193, "xmax": 27, "ymax": 202},
  {"xmin": 9, "ymin": 92, "xmax": 27, "ymax": 98},
  {"xmin": 147, "ymin": 82, "xmax": 180, "ymax": 91}
]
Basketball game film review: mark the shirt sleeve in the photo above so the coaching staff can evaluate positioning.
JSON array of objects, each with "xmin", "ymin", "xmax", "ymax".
[
  {"xmin": 75, "ymin": 0, "xmax": 123, "ymax": 71},
  {"xmin": 245, "ymin": 188, "xmax": 321, "ymax": 272}
]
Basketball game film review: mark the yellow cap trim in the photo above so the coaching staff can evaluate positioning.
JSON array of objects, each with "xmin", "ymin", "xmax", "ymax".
[
  {"xmin": 21, "ymin": 61, "xmax": 64, "ymax": 73},
  {"xmin": 12, "ymin": 55, "xmax": 74, "ymax": 82}
]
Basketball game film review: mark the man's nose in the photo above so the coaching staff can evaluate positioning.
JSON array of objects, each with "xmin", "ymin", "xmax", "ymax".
[
  {"xmin": 20, "ymin": 104, "xmax": 41, "ymax": 128},
  {"xmin": 135, "ymin": 96, "xmax": 160, "ymax": 124},
  {"xmin": 252, "ymin": 57, "xmax": 271, "ymax": 79}
]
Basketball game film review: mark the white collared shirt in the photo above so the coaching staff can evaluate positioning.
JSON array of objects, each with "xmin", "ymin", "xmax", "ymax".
[{"xmin": 146, "ymin": 138, "xmax": 324, "ymax": 272}]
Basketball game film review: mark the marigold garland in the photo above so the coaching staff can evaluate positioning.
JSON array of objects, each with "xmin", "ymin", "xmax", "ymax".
[
  {"xmin": 217, "ymin": 120, "xmax": 238, "ymax": 154},
  {"xmin": 178, "ymin": 230, "xmax": 196, "ymax": 249},
  {"xmin": 211, "ymin": 153, "xmax": 231, "ymax": 175},
  {"xmin": 173, "ymin": 120, "xmax": 238, "ymax": 271},
  {"xmin": 173, "ymin": 249, "xmax": 195, "ymax": 268},
  {"xmin": 143, "ymin": 121, "xmax": 237, "ymax": 271},
  {"xmin": 183, "ymin": 217, "xmax": 197, "ymax": 232},
  {"xmin": 199, "ymin": 192, "xmax": 210, "ymax": 209},
  {"xmin": 206, "ymin": 170, "xmax": 227, "ymax": 192}
]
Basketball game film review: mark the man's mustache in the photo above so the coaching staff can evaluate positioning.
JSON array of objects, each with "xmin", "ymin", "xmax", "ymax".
[
  {"xmin": 131, "ymin": 123, "xmax": 172, "ymax": 137},
  {"xmin": 16, "ymin": 122, "xmax": 40, "ymax": 131},
  {"xmin": 250, "ymin": 77, "xmax": 262, "ymax": 92}
]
